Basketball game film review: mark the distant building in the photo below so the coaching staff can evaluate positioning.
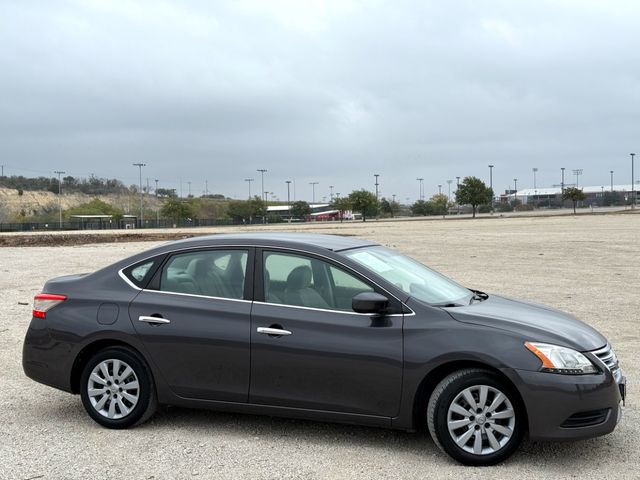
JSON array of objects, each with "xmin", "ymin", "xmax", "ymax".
[{"xmin": 500, "ymin": 184, "xmax": 639, "ymax": 207}]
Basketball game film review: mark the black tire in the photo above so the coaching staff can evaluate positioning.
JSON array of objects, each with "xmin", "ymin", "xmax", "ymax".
[
  {"xmin": 427, "ymin": 368, "xmax": 524, "ymax": 466},
  {"xmin": 80, "ymin": 346, "xmax": 157, "ymax": 429}
]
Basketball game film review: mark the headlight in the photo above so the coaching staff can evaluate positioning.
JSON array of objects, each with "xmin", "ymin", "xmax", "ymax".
[{"xmin": 525, "ymin": 342, "xmax": 598, "ymax": 374}]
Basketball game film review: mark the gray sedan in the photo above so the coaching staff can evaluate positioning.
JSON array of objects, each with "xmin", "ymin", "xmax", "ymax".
[{"xmin": 23, "ymin": 233, "xmax": 625, "ymax": 465}]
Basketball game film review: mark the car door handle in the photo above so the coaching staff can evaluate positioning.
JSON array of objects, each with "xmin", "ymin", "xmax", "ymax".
[
  {"xmin": 138, "ymin": 315, "xmax": 171, "ymax": 325},
  {"xmin": 257, "ymin": 327, "xmax": 292, "ymax": 336}
]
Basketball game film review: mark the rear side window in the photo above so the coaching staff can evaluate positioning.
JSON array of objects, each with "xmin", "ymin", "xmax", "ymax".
[
  {"xmin": 122, "ymin": 257, "xmax": 163, "ymax": 289},
  {"xmin": 159, "ymin": 249, "xmax": 248, "ymax": 299}
]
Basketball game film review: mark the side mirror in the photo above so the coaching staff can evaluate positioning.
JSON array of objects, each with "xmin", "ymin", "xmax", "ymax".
[{"xmin": 352, "ymin": 292, "xmax": 389, "ymax": 315}]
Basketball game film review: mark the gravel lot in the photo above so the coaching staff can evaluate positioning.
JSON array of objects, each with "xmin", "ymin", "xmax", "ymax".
[{"xmin": 1, "ymin": 214, "xmax": 637, "ymax": 479}]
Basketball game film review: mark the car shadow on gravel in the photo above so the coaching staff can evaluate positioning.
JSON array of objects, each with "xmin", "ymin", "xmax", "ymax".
[{"xmin": 42, "ymin": 397, "xmax": 623, "ymax": 469}]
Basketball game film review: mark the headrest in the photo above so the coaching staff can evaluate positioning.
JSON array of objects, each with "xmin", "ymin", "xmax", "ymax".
[{"xmin": 286, "ymin": 265, "xmax": 312, "ymax": 289}]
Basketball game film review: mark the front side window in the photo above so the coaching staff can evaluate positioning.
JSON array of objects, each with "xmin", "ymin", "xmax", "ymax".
[
  {"xmin": 263, "ymin": 251, "xmax": 373, "ymax": 311},
  {"xmin": 342, "ymin": 246, "xmax": 471, "ymax": 306},
  {"xmin": 159, "ymin": 249, "xmax": 248, "ymax": 299}
]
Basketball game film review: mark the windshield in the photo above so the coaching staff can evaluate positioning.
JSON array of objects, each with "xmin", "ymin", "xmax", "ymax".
[{"xmin": 342, "ymin": 246, "xmax": 471, "ymax": 306}]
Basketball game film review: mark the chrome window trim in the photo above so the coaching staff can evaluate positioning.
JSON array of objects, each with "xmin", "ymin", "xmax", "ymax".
[
  {"xmin": 117, "ymin": 243, "xmax": 414, "ymax": 315},
  {"xmin": 253, "ymin": 300, "xmax": 411, "ymax": 317}
]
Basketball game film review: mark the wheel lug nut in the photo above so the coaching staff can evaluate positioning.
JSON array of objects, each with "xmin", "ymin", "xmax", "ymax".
[{"xmin": 474, "ymin": 425, "xmax": 480, "ymax": 430}]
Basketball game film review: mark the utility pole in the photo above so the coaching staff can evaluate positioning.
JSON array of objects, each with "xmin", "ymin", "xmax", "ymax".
[
  {"xmin": 54, "ymin": 170, "xmax": 65, "ymax": 229},
  {"xmin": 154, "ymin": 179, "xmax": 159, "ymax": 226},
  {"xmin": 257, "ymin": 169, "xmax": 267, "ymax": 203},
  {"xmin": 514, "ymin": 178, "xmax": 518, "ymax": 203},
  {"xmin": 374, "ymin": 174, "xmax": 380, "ymax": 201},
  {"xmin": 488, "ymin": 165, "xmax": 494, "ymax": 192},
  {"xmin": 187, "ymin": 181, "xmax": 192, "ymax": 197},
  {"xmin": 416, "ymin": 178, "xmax": 424, "ymax": 201},
  {"xmin": 309, "ymin": 181, "xmax": 319, "ymax": 204},
  {"xmin": 447, "ymin": 180, "xmax": 452, "ymax": 201},
  {"xmin": 561, "ymin": 167, "xmax": 565, "ymax": 194},
  {"xmin": 329, "ymin": 185, "xmax": 334, "ymax": 202},
  {"xmin": 146, "ymin": 177, "xmax": 150, "ymax": 196},
  {"xmin": 456, "ymin": 176, "xmax": 461, "ymax": 214},
  {"xmin": 532, "ymin": 167, "xmax": 538, "ymax": 189},
  {"xmin": 133, "ymin": 163, "xmax": 145, "ymax": 227},
  {"xmin": 572, "ymin": 169, "xmax": 583, "ymax": 188},
  {"xmin": 244, "ymin": 178, "xmax": 254, "ymax": 198},
  {"xmin": 631, "ymin": 153, "xmax": 636, "ymax": 209},
  {"xmin": 610, "ymin": 171, "xmax": 614, "ymax": 193},
  {"xmin": 438, "ymin": 184, "xmax": 442, "ymax": 195},
  {"xmin": 286, "ymin": 180, "xmax": 292, "ymax": 207},
  {"xmin": 392, "ymin": 194, "xmax": 396, "ymax": 203}
]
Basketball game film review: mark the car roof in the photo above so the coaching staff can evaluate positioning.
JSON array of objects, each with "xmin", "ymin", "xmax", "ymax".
[{"xmin": 164, "ymin": 232, "xmax": 376, "ymax": 252}]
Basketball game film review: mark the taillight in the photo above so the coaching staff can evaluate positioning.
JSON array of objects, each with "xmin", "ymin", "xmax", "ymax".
[{"xmin": 33, "ymin": 293, "xmax": 67, "ymax": 319}]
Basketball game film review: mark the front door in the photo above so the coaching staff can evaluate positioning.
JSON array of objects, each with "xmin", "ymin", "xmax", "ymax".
[
  {"xmin": 249, "ymin": 249, "xmax": 403, "ymax": 417},
  {"xmin": 129, "ymin": 247, "xmax": 253, "ymax": 402}
]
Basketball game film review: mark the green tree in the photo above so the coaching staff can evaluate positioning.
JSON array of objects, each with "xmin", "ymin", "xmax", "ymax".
[
  {"xmin": 330, "ymin": 196, "xmax": 352, "ymax": 222},
  {"xmin": 562, "ymin": 187, "xmax": 586, "ymax": 214},
  {"xmin": 411, "ymin": 200, "xmax": 432, "ymax": 216},
  {"xmin": 455, "ymin": 176, "xmax": 493, "ymax": 218},
  {"xmin": 227, "ymin": 196, "xmax": 266, "ymax": 223},
  {"xmin": 347, "ymin": 189, "xmax": 378, "ymax": 222},
  {"xmin": 65, "ymin": 198, "xmax": 124, "ymax": 220},
  {"xmin": 290, "ymin": 200, "xmax": 311, "ymax": 218},
  {"xmin": 429, "ymin": 193, "xmax": 450, "ymax": 216},
  {"xmin": 160, "ymin": 198, "xmax": 195, "ymax": 221},
  {"xmin": 379, "ymin": 197, "xmax": 400, "ymax": 218}
]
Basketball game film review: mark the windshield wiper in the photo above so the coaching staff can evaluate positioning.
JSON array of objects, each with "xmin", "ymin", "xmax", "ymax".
[{"xmin": 469, "ymin": 289, "xmax": 489, "ymax": 304}]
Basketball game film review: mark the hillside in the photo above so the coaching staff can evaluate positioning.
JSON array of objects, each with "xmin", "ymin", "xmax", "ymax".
[{"xmin": 0, "ymin": 187, "xmax": 162, "ymax": 223}]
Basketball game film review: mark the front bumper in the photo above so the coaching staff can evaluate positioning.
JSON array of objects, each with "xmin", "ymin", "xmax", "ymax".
[{"xmin": 503, "ymin": 367, "xmax": 624, "ymax": 441}]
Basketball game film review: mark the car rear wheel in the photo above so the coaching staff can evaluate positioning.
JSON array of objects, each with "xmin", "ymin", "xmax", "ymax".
[
  {"xmin": 80, "ymin": 346, "xmax": 157, "ymax": 428},
  {"xmin": 427, "ymin": 368, "xmax": 523, "ymax": 466}
]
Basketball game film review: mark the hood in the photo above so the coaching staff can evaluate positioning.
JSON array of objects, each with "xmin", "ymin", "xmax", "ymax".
[{"xmin": 445, "ymin": 294, "xmax": 606, "ymax": 351}]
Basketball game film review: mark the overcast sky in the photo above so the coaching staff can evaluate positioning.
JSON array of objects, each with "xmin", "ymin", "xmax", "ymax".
[{"xmin": 1, "ymin": 0, "xmax": 639, "ymax": 201}]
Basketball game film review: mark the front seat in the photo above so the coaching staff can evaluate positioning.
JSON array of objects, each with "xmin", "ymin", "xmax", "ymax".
[{"xmin": 284, "ymin": 265, "xmax": 330, "ymax": 309}]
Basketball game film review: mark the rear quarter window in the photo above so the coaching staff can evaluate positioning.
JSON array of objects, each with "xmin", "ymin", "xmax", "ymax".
[{"xmin": 122, "ymin": 256, "xmax": 163, "ymax": 288}]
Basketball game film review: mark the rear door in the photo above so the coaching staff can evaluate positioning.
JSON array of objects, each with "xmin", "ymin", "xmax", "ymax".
[
  {"xmin": 128, "ymin": 247, "xmax": 253, "ymax": 402},
  {"xmin": 249, "ymin": 249, "xmax": 404, "ymax": 417}
]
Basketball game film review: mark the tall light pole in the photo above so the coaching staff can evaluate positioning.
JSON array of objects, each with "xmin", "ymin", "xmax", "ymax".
[
  {"xmin": 572, "ymin": 169, "xmax": 583, "ymax": 188},
  {"xmin": 416, "ymin": 178, "xmax": 424, "ymax": 201},
  {"xmin": 329, "ymin": 185, "xmax": 334, "ymax": 201},
  {"xmin": 447, "ymin": 180, "xmax": 452, "ymax": 201},
  {"xmin": 309, "ymin": 181, "xmax": 319, "ymax": 204},
  {"xmin": 244, "ymin": 178, "xmax": 254, "ymax": 198},
  {"xmin": 154, "ymin": 179, "xmax": 159, "ymax": 226},
  {"xmin": 54, "ymin": 170, "xmax": 65, "ymax": 229},
  {"xmin": 257, "ymin": 169, "xmax": 267, "ymax": 203},
  {"xmin": 532, "ymin": 168, "xmax": 538, "ymax": 189},
  {"xmin": 631, "ymin": 153, "xmax": 636, "ymax": 209},
  {"xmin": 286, "ymin": 180, "xmax": 292, "ymax": 209},
  {"xmin": 488, "ymin": 164, "xmax": 494, "ymax": 192},
  {"xmin": 374, "ymin": 174, "xmax": 380, "ymax": 201},
  {"xmin": 133, "ymin": 163, "xmax": 145, "ymax": 227},
  {"xmin": 438, "ymin": 184, "xmax": 442, "ymax": 195},
  {"xmin": 187, "ymin": 181, "xmax": 192, "ymax": 197},
  {"xmin": 513, "ymin": 178, "xmax": 518, "ymax": 203},
  {"xmin": 610, "ymin": 170, "xmax": 614, "ymax": 192},
  {"xmin": 456, "ymin": 176, "xmax": 461, "ymax": 214},
  {"xmin": 204, "ymin": 180, "xmax": 209, "ymax": 197},
  {"xmin": 561, "ymin": 167, "xmax": 565, "ymax": 194}
]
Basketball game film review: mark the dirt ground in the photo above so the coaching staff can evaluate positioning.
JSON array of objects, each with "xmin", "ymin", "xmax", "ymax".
[{"xmin": 0, "ymin": 214, "xmax": 638, "ymax": 479}]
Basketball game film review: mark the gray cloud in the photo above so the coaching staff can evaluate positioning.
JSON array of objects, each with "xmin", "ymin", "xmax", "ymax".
[{"xmin": 1, "ymin": 0, "xmax": 639, "ymax": 201}]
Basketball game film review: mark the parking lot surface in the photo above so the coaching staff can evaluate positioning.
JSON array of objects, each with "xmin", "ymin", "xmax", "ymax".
[{"xmin": 1, "ymin": 214, "xmax": 637, "ymax": 479}]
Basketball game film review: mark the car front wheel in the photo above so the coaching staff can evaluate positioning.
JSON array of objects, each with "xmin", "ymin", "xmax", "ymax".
[
  {"xmin": 427, "ymin": 368, "xmax": 523, "ymax": 466},
  {"xmin": 80, "ymin": 346, "xmax": 157, "ymax": 428}
]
